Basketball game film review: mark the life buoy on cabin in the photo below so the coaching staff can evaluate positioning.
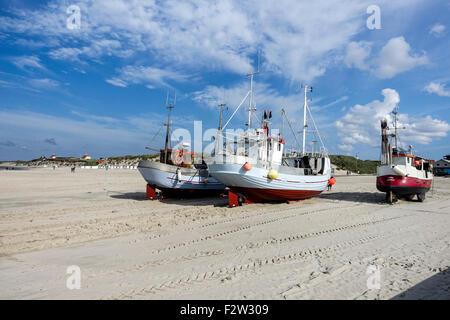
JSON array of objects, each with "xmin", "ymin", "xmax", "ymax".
[
  {"xmin": 268, "ymin": 169, "xmax": 278, "ymax": 179},
  {"xmin": 414, "ymin": 160, "xmax": 421, "ymax": 166},
  {"xmin": 174, "ymin": 150, "xmax": 184, "ymax": 165},
  {"xmin": 243, "ymin": 162, "xmax": 252, "ymax": 171}
]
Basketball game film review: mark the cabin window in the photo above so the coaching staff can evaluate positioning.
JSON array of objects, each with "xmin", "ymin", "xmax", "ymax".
[{"xmin": 277, "ymin": 142, "xmax": 281, "ymax": 151}]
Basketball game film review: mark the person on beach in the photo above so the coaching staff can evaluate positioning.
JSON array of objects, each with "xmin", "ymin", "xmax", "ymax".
[
  {"xmin": 328, "ymin": 176, "xmax": 336, "ymax": 190},
  {"xmin": 71, "ymin": 166, "xmax": 75, "ymax": 173}
]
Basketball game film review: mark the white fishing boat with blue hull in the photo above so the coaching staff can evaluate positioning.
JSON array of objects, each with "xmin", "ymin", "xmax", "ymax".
[
  {"xmin": 138, "ymin": 160, "xmax": 225, "ymax": 197},
  {"xmin": 137, "ymin": 98, "xmax": 226, "ymax": 199}
]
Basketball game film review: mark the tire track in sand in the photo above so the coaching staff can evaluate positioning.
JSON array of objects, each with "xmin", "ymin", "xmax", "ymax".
[
  {"xmin": 106, "ymin": 232, "xmax": 390, "ymax": 299},
  {"xmin": 147, "ymin": 204, "xmax": 363, "ymax": 254},
  {"xmin": 237, "ymin": 214, "xmax": 409, "ymax": 250}
]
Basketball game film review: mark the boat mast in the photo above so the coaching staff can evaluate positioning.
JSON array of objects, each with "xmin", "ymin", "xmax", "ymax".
[
  {"xmin": 301, "ymin": 85, "xmax": 310, "ymax": 155},
  {"xmin": 246, "ymin": 53, "xmax": 259, "ymax": 131},
  {"xmin": 215, "ymin": 103, "xmax": 226, "ymax": 153},
  {"xmin": 218, "ymin": 103, "xmax": 225, "ymax": 131},
  {"xmin": 246, "ymin": 71, "xmax": 258, "ymax": 130},
  {"xmin": 164, "ymin": 94, "xmax": 175, "ymax": 164},
  {"xmin": 392, "ymin": 105, "xmax": 399, "ymax": 150}
]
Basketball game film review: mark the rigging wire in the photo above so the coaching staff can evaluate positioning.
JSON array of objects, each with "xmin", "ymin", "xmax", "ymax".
[
  {"xmin": 306, "ymin": 105, "xmax": 326, "ymax": 152},
  {"xmin": 282, "ymin": 109, "xmax": 302, "ymax": 151},
  {"xmin": 145, "ymin": 123, "xmax": 165, "ymax": 151}
]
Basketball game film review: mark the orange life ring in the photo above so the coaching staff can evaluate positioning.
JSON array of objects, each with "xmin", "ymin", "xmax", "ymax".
[{"xmin": 174, "ymin": 150, "xmax": 184, "ymax": 165}]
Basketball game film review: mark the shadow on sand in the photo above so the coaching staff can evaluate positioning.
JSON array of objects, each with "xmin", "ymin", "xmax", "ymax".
[
  {"xmin": 111, "ymin": 191, "xmax": 389, "ymax": 206},
  {"xmin": 109, "ymin": 192, "xmax": 148, "ymax": 201},
  {"xmin": 109, "ymin": 192, "xmax": 228, "ymax": 207},
  {"xmin": 391, "ymin": 267, "xmax": 450, "ymax": 300},
  {"xmin": 317, "ymin": 192, "xmax": 386, "ymax": 205}
]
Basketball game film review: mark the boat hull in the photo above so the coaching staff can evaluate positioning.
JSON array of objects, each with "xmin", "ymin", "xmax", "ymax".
[
  {"xmin": 137, "ymin": 160, "xmax": 226, "ymax": 196},
  {"xmin": 208, "ymin": 162, "xmax": 330, "ymax": 202},
  {"xmin": 376, "ymin": 175, "xmax": 431, "ymax": 195}
]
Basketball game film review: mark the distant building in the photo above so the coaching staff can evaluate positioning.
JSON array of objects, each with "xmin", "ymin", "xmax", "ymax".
[
  {"xmin": 50, "ymin": 155, "xmax": 56, "ymax": 159},
  {"xmin": 434, "ymin": 155, "xmax": 450, "ymax": 176},
  {"xmin": 81, "ymin": 154, "xmax": 91, "ymax": 160}
]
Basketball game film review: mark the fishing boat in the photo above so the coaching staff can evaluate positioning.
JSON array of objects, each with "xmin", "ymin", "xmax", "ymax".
[
  {"xmin": 137, "ymin": 98, "xmax": 226, "ymax": 199},
  {"xmin": 376, "ymin": 106, "xmax": 433, "ymax": 203},
  {"xmin": 207, "ymin": 71, "xmax": 332, "ymax": 207}
]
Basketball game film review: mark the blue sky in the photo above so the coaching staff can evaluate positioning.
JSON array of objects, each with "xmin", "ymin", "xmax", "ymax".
[{"xmin": 0, "ymin": 0, "xmax": 449, "ymax": 161}]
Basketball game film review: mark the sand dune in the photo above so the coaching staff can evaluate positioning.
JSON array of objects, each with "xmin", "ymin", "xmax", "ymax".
[{"xmin": 0, "ymin": 168, "xmax": 449, "ymax": 299}]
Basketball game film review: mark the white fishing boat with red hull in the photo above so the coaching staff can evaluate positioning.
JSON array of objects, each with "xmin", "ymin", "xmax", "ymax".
[
  {"xmin": 376, "ymin": 108, "xmax": 433, "ymax": 203},
  {"xmin": 207, "ymin": 71, "xmax": 331, "ymax": 207}
]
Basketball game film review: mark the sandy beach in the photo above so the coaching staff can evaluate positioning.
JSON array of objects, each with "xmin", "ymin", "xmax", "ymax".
[{"xmin": 0, "ymin": 167, "xmax": 449, "ymax": 299}]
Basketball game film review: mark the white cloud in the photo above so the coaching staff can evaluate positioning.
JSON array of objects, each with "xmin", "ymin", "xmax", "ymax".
[
  {"xmin": 320, "ymin": 96, "xmax": 349, "ymax": 109},
  {"xmin": 338, "ymin": 144, "xmax": 354, "ymax": 152},
  {"xmin": 0, "ymin": 106, "xmax": 204, "ymax": 160},
  {"xmin": 373, "ymin": 37, "xmax": 428, "ymax": 79},
  {"xmin": 343, "ymin": 37, "xmax": 428, "ymax": 79},
  {"xmin": 28, "ymin": 78, "xmax": 59, "ymax": 89},
  {"xmin": 344, "ymin": 41, "xmax": 371, "ymax": 70},
  {"xmin": 192, "ymin": 81, "xmax": 303, "ymax": 116},
  {"xmin": 0, "ymin": 72, "xmax": 59, "ymax": 92},
  {"xmin": 15, "ymin": 38, "xmax": 60, "ymax": 48},
  {"xmin": 423, "ymin": 82, "xmax": 450, "ymax": 97},
  {"xmin": 48, "ymin": 47, "xmax": 83, "ymax": 61},
  {"xmin": 0, "ymin": 109, "xmax": 168, "ymax": 160},
  {"xmin": 11, "ymin": 55, "xmax": 46, "ymax": 70},
  {"xmin": 429, "ymin": 23, "xmax": 445, "ymax": 37},
  {"xmin": 105, "ymin": 78, "xmax": 127, "ymax": 88},
  {"xmin": 49, "ymin": 40, "xmax": 132, "ymax": 62},
  {"xmin": 335, "ymin": 88, "xmax": 450, "ymax": 150},
  {"xmin": 106, "ymin": 66, "xmax": 188, "ymax": 88},
  {"xmin": 0, "ymin": 0, "xmax": 423, "ymax": 83}
]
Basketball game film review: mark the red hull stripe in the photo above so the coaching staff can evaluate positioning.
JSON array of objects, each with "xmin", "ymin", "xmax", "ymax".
[
  {"xmin": 261, "ymin": 176, "xmax": 282, "ymax": 181},
  {"xmin": 230, "ymin": 187, "xmax": 322, "ymax": 202}
]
